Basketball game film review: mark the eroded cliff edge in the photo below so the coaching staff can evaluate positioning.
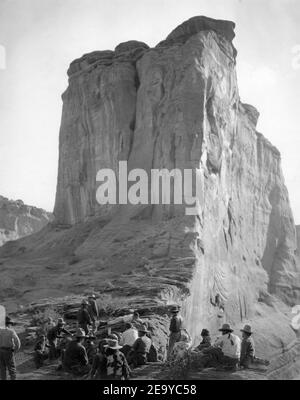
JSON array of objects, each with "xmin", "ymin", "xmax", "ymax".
[
  {"xmin": 1, "ymin": 16, "xmax": 300, "ymax": 379},
  {"xmin": 0, "ymin": 196, "xmax": 52, "ymax": 247}
]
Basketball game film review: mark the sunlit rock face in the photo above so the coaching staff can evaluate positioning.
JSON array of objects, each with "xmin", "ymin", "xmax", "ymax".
[{"xmin": 0, "ymin": 196, "xmax": 52, "ymax": 246}]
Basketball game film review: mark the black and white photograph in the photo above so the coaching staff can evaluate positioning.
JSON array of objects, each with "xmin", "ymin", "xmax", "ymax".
[{"xmin": 0, "ymin": 0, "xmax": 299, "ymax": 385}]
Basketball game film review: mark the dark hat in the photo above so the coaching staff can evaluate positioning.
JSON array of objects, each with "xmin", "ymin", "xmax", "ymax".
[
  {"xmin": 240, "ymin": 325, "xmax": 253, "ymax": 334},
  {"xmin": 170, "ymin": 305, "xmax": 180, "ymax": 313},
  {"xmin": 201, "ymin": 328, "xmax": 210, "ymax": 337},
  {"xmin": 219, "ymin": 323, "xmax": 233, "ymax": 333}
]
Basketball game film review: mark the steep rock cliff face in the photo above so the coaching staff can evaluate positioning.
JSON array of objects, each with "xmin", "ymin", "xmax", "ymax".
[
  {"xmin": 0, "ymin": 196, "xmax": 52, "ymax": 247},
  {"xmin": 1, "ymin": 16, "xmax": 300, "ymax": 378}
]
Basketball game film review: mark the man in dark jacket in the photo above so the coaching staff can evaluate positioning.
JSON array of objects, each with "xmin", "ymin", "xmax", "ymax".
[
  {"xmin": 240, "ymin": 325, "xmax": 255, "ymax": 368},
  {"xmin": 46, "ymin": 318, "xmax": 71, "ymax": 360},
  {"xmin": 63, "ymin": 328, "xmax": 90, "ymax": 376},
  {"xmin": 129, "ymin": 327, "xmax": 152, "ymax": 367},
  {"xmin": 77, "ymin": 300, "xmax": 92, "ymax": 335},
  {"xmin": 168, "ymin": 306, "xmax": 183, "ymax": 359}
]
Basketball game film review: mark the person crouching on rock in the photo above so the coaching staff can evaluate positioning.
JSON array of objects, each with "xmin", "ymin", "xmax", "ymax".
[
  {"xmin": 63, "ymin": 328, "xmax": 90, "ymax": 376},
  {"xmin": 90, "ymin": 338, "xmax": 109, "ymax": 380},
  {"xmin": 106, "ymin": 339, "xmax": 131, "ymax": 380},
  {"xmin": 120, "ymin": 323, "xmax": 138, "ymax": 360},
  {"xmin": 77, "ymin": 300, "xmax": 92, "ymax": 335},
  {"xmin": 129, "ymin": 327, "xmax": 152, "ymax": 368},
  {"xmin": 33, "ymin": 334, "xmax": 48, "ymax": 368},
  {"xmin": 239, "ymin": 325, "xmax": 255, "ymax": 369}
]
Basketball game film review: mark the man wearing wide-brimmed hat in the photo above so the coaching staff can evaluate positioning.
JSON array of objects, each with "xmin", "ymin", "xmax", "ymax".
[
  {"xmin": 0, "ymin": 316, "xmax": 21, "ymax": 380},
  {"xmin": 213, "ymin": 323, "xmax": 241, "ymax": 369},
  {"xmin": 240, "ymin": 324, "xmax": 255, "ymax": 368},
  {"xmin": 106, "ymin": 339, "xmax": 131, "ymax": 380},
  {"xmin": 63, "ymin": 328, "xmax": 90, "ymax": 376}
]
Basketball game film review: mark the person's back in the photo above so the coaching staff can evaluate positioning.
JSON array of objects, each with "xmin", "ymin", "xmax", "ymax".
[
  {"xmin": 0, "ymin": 327, "xmax": 21, "ymax": 351},
  {"xmin": 63, "ymin": 340, "xmax": 88, "ymax": 369},
  {"xmin": 0, "ymin": 318, "xmax": 21, "ymax": 380},
  {"xmin": 169, "ymin": 314, "xmax": 183, "ymax": 333}
]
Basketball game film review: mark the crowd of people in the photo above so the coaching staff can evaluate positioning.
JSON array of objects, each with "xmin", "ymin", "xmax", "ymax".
[{"xmin": 0, "ymin": 299, "xmax": 265, "ymax": 380}]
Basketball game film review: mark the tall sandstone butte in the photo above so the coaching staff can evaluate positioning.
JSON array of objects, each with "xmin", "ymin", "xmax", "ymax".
[{"xmin": 1, "ymin": 17, "xmax": 299, "ymax": 378}]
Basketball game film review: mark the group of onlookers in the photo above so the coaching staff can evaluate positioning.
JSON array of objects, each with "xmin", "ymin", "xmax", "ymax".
[{"xmin": 167, "ymin": 305, "xmax": 257, "ymax": 370}]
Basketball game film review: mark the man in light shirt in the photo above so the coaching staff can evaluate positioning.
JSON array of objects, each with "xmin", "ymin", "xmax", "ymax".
[
  {"xmin": 214, "ymin": 323, "xmax": 241, "ymax": 369},
  {"xmin": 0, "ymin": 316, "xmax": 21, "ymax": 380},
  {"xmin": 120, "ymin": 323, "xmax": 138, "ymax": 359}
]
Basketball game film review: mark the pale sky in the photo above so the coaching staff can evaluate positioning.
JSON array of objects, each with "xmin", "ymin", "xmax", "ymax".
[{"xmin": 0, "ymin": 0, "xmax": 299, "ymax": 222}]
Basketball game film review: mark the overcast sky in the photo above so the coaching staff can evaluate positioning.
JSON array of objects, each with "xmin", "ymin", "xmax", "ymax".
[{"xmin": 0, "ymin": 0, "xmax": 299, "ymax": 222}]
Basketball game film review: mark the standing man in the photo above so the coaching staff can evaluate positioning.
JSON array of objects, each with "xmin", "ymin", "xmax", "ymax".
[
  {"xmin": 77, "ymin": 300, "xmax": 92, "ymax": 335},
  {"xmin": 88, "ymin": 295, "xmax": 99, "ymax": 330},
  {"xmin": 0, "ymin": 316, "xmax": 21, "ymax": 380},
  {"xmin": 167, "ymin": 306, "xmax": 183, "ymax": 359},
  {"xmin": 47, "ymin": 318, "xmax": 71, "ymax": 360}
]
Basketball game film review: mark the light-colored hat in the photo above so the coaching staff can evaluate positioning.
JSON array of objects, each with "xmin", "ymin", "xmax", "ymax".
[
  {"xmin": 88, "ymin": 294, "xmax": 96, "ymax": 299},
  {"xmin": 107, "ymin": 339, "xmax": 122, "ymax": 349},
  {"xmin": 219, "ymin": 323, "xmax": 233, "ymax": 333},
  {"xmin": 57, "ymin": 318, "xmax": 65, "ymax": 325},
  {"xmin": 81, "ymin": 299, "xmax": 89, "ymax": 305},
  {"xmin": 75, "ymin": 328, "xmax": 86, "ymax": 338},
  {"xmin": 240, "ymin": 324, "xmax": 253, "ymax": 334}
]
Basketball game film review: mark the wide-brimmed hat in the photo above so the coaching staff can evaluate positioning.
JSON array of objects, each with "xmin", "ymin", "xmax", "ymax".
[
  {"xmin": 108, "ymin": 333, "xmax": 119, "ymax": 341},
  {"xmin": 75, "ymin": 328, "xmax": 86, "ymax": 338},
  {"xmin": 201, "ymin": 329, "xmax": 210, "ymax": 337},
  {"xmin": 219, "ymin": 323, "xmax": 233, "ymax": 333},
  {"xmin": 170, "ymin": 305, "xmax": 180, "ymax": 313},
  {"xmin": 88, "ymin": 294, "xmax": 96, "ymax": 299},
  {"xmin": 107, "ymin": 339, "xmax": 122, "ymax": 349},
  {"xmin": 81, "ymin": 299, "xmax": 89, "ymax": 306},
  {"xmin": 138, "ymin": 326, "xmax": 149, "ymax": 334},
  {"xmin": 240, "ymin": 324, "xmax": 253, "ymax": 334},
  {"xmin": 57, "ymin": 318, "xmax": 65, "ymax": 325}
]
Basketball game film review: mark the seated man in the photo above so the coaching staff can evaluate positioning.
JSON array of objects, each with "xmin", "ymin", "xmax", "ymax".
[
  {"xmin": 129, "ymin": 327, "xmax": 152, "ymax": 367},
  {"xmin": 240, "ymin": 325, "xmax": 255, "ymax": 369},
  {"xmin": 63, "ymin": 328, "xmax": 90, "ymax": 376},
  {"xmin": 195, "ymin": 329, "xmax": 211, "ymax": 351},
  {"xmin": 120, "ymin": 323, "xmax": 138, "ymax": 359}
]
